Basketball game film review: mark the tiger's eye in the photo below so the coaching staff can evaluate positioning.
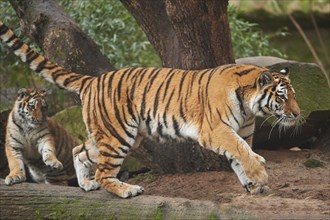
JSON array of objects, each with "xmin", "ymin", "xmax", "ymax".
[{"xmin": 276, "ymin": 97, "xmax": 284, "ymax": 103}]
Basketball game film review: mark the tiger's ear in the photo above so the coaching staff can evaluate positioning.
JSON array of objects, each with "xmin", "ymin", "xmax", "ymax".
[
  {"xmin": 279, "ymin": 67, "xmax": 289, "ymax": 75},
  {"xmin": 258, "ymin": 72, "xmax": 273, "ymax": 88},
  {"xmin": 17, "ymin": 88, "xmax": 28, "ymax": 100}
]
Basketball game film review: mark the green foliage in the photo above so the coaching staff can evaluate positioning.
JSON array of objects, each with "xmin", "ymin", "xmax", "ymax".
[
  {"xmin": 58, "ymin": 0, "xmax": 161, "ymax": 68},
  {"xmin": 228, "ymin": 6, "xmax": 287, "ymax": 59}
]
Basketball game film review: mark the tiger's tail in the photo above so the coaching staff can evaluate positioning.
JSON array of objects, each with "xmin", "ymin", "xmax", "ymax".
[{"xmin": 0, "ymin": 21, "xmax": 93, "ymax": 94}]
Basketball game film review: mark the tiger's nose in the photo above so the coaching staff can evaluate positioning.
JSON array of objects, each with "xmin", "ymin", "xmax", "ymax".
[{"xmin": 292, "ymin": 110, "xmax": 300, "ymax": 118}]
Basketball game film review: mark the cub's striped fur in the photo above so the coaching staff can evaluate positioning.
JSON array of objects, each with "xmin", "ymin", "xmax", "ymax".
[
  {"xmin": 0, "ymin": 22, "xmax": 301, "ymax": 198},
  {"xmin": 5, "ymin": 88, "xmax": 78, "ymax": 185}
]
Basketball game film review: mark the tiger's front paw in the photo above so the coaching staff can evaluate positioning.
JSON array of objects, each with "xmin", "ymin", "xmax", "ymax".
[
  {"xmin": 242, "ymin": 153, "xmax": 269, "ymax": 193},
  {"xmin": 250, "ymin": 184, "xmax": 270, "ymax": 194},
  {"xmin": 44, "ymin": 158, "xmax": 63, "ymax": 170},
  {"xmin": 231, "ymin": 152, "xmax": 269, "ymax": 193},
  {"xmin": 5, "ymin": 173, "xmax": 26, "ymax": 185}
]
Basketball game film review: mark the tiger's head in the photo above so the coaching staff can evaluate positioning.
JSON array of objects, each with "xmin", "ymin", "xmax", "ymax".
[
  {"xmin": 15, "ymin": 88, "xmax": 48, "ymax": 125},
  {"xmin": 255, "ymin": 68, "xmax": 301, "ymax": 128}
]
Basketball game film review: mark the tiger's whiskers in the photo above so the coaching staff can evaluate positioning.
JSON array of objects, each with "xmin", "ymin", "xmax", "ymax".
[
  {"xmin": 275, "ymin": 115, "xmax": 306, "ymax": 138},
  {"xmin": 290, "ymin": 116, "xmax": 305, "ymax": 137},
  {"xmin": 260, "ymin": 115, "xmax": 275, "ymax": 128},
  {"xmin": 268, "ymin": 117, "xmax": 282, "ymax": 139}
]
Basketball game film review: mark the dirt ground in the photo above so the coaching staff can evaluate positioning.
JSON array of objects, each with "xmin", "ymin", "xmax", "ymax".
[{"xmin": 128, "ymin": 147, "xmax": 330, "ymax": 220}]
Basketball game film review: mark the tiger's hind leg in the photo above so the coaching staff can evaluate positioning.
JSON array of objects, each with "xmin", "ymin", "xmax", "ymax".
[
  {"xmin": 95, "ymin": 134, "xmax": 144, "ymax": 198},
  {"xmin": 72, "ymin": 140, "xmax": 100, "ymax": 191}
]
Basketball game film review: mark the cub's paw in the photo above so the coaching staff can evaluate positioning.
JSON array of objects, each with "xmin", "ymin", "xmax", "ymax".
[
  {"xmin": 44, "ymin": 159, "xmax": 63, "ymax": 170},
  {"xmin": 5, "ymin": 174, "xmax": 26, "ymax": 185}
]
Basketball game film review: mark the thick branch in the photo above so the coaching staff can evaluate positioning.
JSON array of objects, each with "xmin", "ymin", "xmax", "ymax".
[{"xmin": 9, "ymin": 0, "xmax": 115, "ymax": 76}]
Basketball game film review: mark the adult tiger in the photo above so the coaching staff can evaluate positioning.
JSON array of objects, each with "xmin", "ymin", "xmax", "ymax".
[
  {"xmin": 4, "ymin": 88, "xmax": 78, "ymax": 185},
  {"xmin": 0, "ymin": 21, "xmax": 301, "ymax": 198}
]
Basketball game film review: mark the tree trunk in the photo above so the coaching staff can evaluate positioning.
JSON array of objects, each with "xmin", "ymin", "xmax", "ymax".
[{"xmin": 121, "ymin": 0, "xmax": 234, "ymax": 69}]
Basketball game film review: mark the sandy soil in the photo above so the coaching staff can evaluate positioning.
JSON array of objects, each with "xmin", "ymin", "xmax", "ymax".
[{"xmin": 128, "ymin": 148, "xmax": 330, "ymax": 220}]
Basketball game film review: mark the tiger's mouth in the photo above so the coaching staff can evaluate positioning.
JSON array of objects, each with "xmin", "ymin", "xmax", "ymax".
[
  {"xmin": 278, "ymin": 116, "xmax": 297, "ymax": 127},
  {"xmin": 30, "ymin": 118, "xmax": 45, "ymax": 125},
  {"xmin": 264, "ymin": 113, "xmax": 304, "ymax": 139},
  {"xmin": 276, "ymin": 113, "xmax": 305, "ymax": 129}
]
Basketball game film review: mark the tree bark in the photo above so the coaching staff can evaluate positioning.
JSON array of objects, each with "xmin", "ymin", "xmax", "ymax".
[
  {"xmin": 121, "ymin": 0, "xmax": 234, "ymax": 69},
  {"xmin": 0, "ymin": 111, "xmax": 10, "ymax": 179}
]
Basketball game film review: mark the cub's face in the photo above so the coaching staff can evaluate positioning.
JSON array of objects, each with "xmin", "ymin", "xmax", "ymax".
[
  {"xmin": 16, "ymin": 88, "xmax": 48, "ymax": 125},
  {"xmin": 257, "ymin": 68, "xmax": 301, "ymax": 128}
]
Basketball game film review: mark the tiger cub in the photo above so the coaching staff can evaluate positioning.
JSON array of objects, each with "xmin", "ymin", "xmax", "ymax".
[
  {"xmin": 0, "ymin": 21, "xmax": 301, "ymax": 198},
  {"xmin": 5, "ymin": 88, "xmax": 78, "ymax": 185}
]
